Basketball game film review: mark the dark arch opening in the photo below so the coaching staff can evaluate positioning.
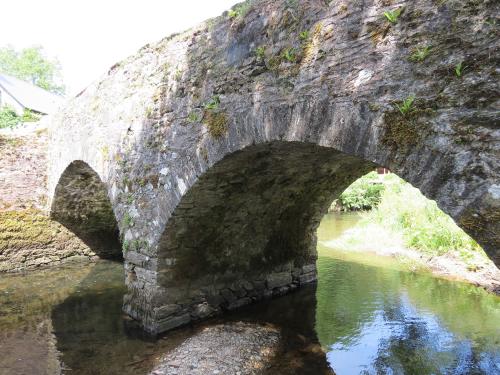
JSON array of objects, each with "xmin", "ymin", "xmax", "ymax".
[
  {"xmin": 157, "ymin": 141, "xmax": 375, "ymax": 294},
  {"xmin": 51, "ymin": 160, "xmax": 122, "ymax": 260}
]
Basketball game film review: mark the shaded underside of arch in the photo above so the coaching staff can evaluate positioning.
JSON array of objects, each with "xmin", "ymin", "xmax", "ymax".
[
  {"xmin": 50, "ymin": 161, "xmax": 122, "ymax": 260},
  {"xmin": 135, "ymin": 142, "xmax": 376, "ymax": 332},
  {"xmin": 159, "ymin": 142, "xmax": 376, "ymax": 281}
]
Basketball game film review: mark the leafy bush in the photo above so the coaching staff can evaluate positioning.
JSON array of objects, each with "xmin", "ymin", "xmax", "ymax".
[
  {"xmin": 0, "ymin": 45, "xmax": 65, "ymax": 94},
  {"xmin": 336, "ymin": 172, "xmax": 385, "ymax": 211},
  {"xmin": 0, "ymin": 106, "xmax": 40, "ymax": 128},
  {"xmin": 0, "ymin": 105, "xmax": 21, "ymax": 128}
]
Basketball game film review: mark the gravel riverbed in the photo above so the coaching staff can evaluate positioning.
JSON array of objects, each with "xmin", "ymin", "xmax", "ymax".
[{"xmin": 150, "ymin": 322, "xmax": 281, "ymax": 375}]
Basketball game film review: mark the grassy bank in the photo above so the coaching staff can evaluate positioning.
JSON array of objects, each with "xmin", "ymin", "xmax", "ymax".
[
  {"xmin": 325, "ymin": 173, "xmax": 500, "ymax": 293},
  {"xmin": 330, "ymin": 173, "xmax": 486, "ymax": 261}
]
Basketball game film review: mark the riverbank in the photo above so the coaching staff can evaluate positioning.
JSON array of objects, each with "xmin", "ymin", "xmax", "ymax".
[{"xmin": 321, "ymin": 218, "xmax": 500, "ymax": 296}]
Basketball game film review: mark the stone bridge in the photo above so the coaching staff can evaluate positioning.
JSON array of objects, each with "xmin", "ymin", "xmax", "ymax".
[{"xmin": 47, "ymin": 0, "xmax": 499, "ymax": 333}]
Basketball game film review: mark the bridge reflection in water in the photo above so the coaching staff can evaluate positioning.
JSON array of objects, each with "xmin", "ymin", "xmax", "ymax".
[{"xmin": 0, "ymin": 214, "xmax": 499, "ymax": 375}]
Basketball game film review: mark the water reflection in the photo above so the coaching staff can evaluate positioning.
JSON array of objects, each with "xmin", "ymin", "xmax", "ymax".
[
  {"xmin": 317, "ymin": 214, "xmax": 500, "ymax": 375},
  {"xmin": 49, "ymin": 262, "xmax": 189, "ymax": 375},
  {"xmin": 0, "ymin": 214, "xmax": 499, "ymax": 375}
]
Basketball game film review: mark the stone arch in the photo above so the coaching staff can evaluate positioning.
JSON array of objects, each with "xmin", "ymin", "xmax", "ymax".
[
  {"xmin": 130, "ymin": 138, "xmax": 497, "ymax": 334},
  {"xmin": 157, "ymin": 142, "xmax": 373, "ymax": 283},
  {"xmin": 50, "ymin": 160, "xmax": 122, "ymax": 260}
]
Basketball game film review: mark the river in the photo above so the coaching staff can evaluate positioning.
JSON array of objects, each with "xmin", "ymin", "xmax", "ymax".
[{"xmin": 0, "ymin": 213, "xmax": 499, "ymax": 374}]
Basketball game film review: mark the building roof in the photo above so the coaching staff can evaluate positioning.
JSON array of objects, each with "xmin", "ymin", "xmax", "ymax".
[{"xmin": 0, "ymin": 73, "xmax": 63, "ymax": 114}]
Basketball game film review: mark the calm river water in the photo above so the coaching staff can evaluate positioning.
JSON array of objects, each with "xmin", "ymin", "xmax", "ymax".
[{"xmin": 0, "ymin": 213, "xmax": 499, "ymax": 374}]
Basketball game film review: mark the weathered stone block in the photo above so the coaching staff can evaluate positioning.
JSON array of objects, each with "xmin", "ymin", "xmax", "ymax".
[
  {"xmin": 156, "ymin": 313, "xmax": 191, "ymax": 332},
  {"xmin": 134, "ymin": 267, "xmax": 158, "ymax": 283},
  {"xmin": 206, "ymin": 293, "xmax": 225, "ymax": 307},
  {"xmin": 302, "ymin": 264, "xmax": 317, "ymax": 274},
  {"xmin": 220, "ymin": 288, "xmax": 236, "ymax": 303},
  {"xmin": 242, "ymin": 280, "xmax": 254, "ymax": 291},
  {"xmin": 266, "ymin": 272, "xmax": 292, "ymax": 290},
  {"xmin": 227, "ymin": 297, "xmax": 252, "ymax": 311},
  {"xmin": 192, "ymin": 303, "xmax": 217, "ymax": 319},
  {"xmin": 299, "ymin": 272, "xmax": 317, "ymax": 285},
  {"xmin": 153, "ymin": 304, "xmax": 181, "ymax": 319}
]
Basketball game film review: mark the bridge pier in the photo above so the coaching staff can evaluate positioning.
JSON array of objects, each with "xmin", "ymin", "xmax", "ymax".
[
  {"xmin": 119, "ymin": 142, "xmax": 374, "ymax": 333},
  {"xmin": 123, "ymin": 260, "xmax": 317, "ymax": 333}
]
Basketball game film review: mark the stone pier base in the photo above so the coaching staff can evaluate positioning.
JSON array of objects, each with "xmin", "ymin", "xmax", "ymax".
[{"xmin": 123, "ymin": 262, "xmax": 317, "ymax": 334}]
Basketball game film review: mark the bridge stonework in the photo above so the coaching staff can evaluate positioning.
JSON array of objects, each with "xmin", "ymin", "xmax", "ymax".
[{"xmin": 47, "ymin": 0, "xmax": 499, "ymax": 333}]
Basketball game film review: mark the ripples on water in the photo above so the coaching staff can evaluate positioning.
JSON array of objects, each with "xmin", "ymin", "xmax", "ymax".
[{"xmin": 0, "ymin": 213, "xmax": 499, "ymax": 374}]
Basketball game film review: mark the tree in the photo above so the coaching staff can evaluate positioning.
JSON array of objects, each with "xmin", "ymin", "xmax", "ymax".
[{"xmin": 0, "ymin": 45, "xmax": 65, "ymax": 95}]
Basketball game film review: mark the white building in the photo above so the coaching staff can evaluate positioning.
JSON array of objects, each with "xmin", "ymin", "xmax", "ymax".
[{"xmin": 0, "ymin": 73, "xmax": 63, "ymax": 115}]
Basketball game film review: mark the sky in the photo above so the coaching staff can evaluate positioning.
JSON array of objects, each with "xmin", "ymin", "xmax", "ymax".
[{"xmin": 0, "ymin": 0, "xmax": 238, "ymax": 96}]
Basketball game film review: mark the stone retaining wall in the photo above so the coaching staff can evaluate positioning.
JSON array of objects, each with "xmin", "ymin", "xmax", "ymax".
[
  {"xmin": 0, "ymin": 210, "xmax": 97, "ymax": 272},
  {"xmin": 0, "ymin": 126, "xmax": 100, "ymax": 272}
]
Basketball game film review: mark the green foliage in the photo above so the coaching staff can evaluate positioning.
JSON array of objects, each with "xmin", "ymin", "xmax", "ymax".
[
  {"xmin": 228, "ymin": 1, "xmax": 253, "ymax": 19},
  {"xmin": 204, "ymin": 95, "xmax": 221, "ymax": 110},
  {"xmin": 0, "ymin": 106, "xmax": 21, "ymax": 128},
  {"xmin": 336, "ymin": 172, "xmax": 385, "ymax": 211},
  {"xmin": 0, "ymin": 45, "xmax": 65, "ymax": 94},
  {"xmin": 123, "ymin": 239, "xmax": 148, "ymax": 253},
  {"xmin": 282, "ymin": 47, "xmax": 298, "ymax": 63},
  {"xmin": 455, "ymin": 62, "xmax": 465, "ymax": 77},
  {"xmin": 122, "ymin": 240, "xmax": 130, "ymax": 252},
  {"xmin": 0, "ymin": 106, "xmax": 36, "ymax": 128},
  {"xmin": 21, "ymin": 109, "xmax": 40, "ymax": 122},
  {"xmin": 255, "ymin": 46, "xmax": 266, "ymax": 61},
  {"xmin": 363, "ymin": 175, "xmax": 482, "ymax": 256},
  {"xmin": 188, "ymin": 111, "xmax": 201, "ymax": 123},
  {"xmin": 299, "ymin": 30, "xmax": 310, "ymax": 41},
  {"xmin": 122, "ymin": 212, "xmax": 134, "ymax": 228},
  {"xmin": 395, "ymin": 95, "xmax": 415, "ymax": 116},
  {"xmin": 383, "ymin": 8, "xmax": 402, "ymax": 24},
  {"xmin": 409, "ymin": 46, "xmax": 431, "ymax": 63}
]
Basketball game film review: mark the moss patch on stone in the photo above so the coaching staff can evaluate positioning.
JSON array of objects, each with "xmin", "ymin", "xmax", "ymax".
[
  {"xmin": 382, "ymin": 111, "xmax": 421, "ymax": 147},
  {"xmin": 382, "ymin": 101, "xmax": 435, "ymax": 148},
  {"xmin": 203, "ymin": 111, "xmax": 229, "ymax": 138},
  {"xmin": 0, "ymin": 209, "xmax": 94, "ymax": 272},
  {"xmin": 459, "ymin": 208, "xmax": 500, "ymax": 248}
]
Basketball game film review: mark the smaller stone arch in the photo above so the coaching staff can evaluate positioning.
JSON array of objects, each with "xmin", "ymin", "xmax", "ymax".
[{"xmin": 50, "ymin": 160, "xmax": 122, "ymax": 260}]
